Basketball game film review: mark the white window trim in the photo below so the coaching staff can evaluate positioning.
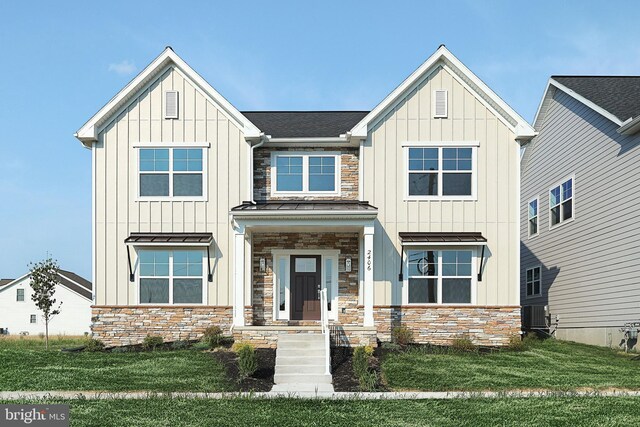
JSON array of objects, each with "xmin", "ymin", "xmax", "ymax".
[
  {"xmin": 528, "ymin": 196, "xmax": 539, "ymax": 239},
  {"xmin": 548, "ymin": 175, "xmax": 575, "ymax": 231},
  {"xmin": 135, "ymin": 249, "xmax": 208, "ymax": 305},
  {"xmin": 30, "ymin": 314, "xmax": 37, "ymax": 324},
  {"xmin": 270, "ymin": 151, "xmax": 341, "ymax": 197},
  {"xmin": 271, "ymin": 249, "xmax": 340, "ymax": 321},
  {"xmin": 16, "ymin": 288, "xmax": 25, "ymax": 302},
  {"xmin": 525, "ymin": 265, "xmax": 542, "ymax": 298},
  {"xmin": 401, "ymin": 246, "xmax": 478, "ymax": 305},
  {"xmin": 135, "ymin": 144, "xmax": 208, "ymax": 202},
  {"xmin": 404, "ymin": 145, "xmax": 478, "ymax": 201}
]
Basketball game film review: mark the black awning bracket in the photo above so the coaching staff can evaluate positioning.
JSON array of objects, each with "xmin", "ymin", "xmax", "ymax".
[
  {"xmin": 477, "ymin": 245, "xmax": 486, "ymax": 282},
  {"xmin": 398, "ymin": 248, "xmax": 404, "ymax": 282},
  {"xmin": 207, "ymin": 246, "xmax": 214, "ymax": 282},
  {"xmin": 126, "ymin": 245, "xmax": 135, "ymax": 282}
]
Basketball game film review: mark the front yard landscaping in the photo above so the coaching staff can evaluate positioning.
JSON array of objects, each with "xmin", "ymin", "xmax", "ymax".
[
  {"xmin": 2, "ymin": 396, "xmax": 640, "ymax": 426},
  {"xmin": 381, "ymin": 336, "xmax": 640, "ymax": 391}
]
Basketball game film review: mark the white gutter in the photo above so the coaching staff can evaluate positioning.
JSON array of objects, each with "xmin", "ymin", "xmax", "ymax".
[
  {"xmin": 249, "ymin": 133, "xmax": 267, "ymax": 203},
  {"xmin": 617, "ymin": 116, "xmax": 640, "ymax": 135}
]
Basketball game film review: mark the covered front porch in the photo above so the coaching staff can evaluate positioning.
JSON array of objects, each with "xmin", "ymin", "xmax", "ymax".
[{"xmin": 229, "ymin": 201, "xmax": 378, "ymax": 347}]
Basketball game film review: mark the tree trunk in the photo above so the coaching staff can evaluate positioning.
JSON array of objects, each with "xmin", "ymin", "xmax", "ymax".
[{"xmin": 45, "ymin": 318, "xmax": 49, "ymax": 350}]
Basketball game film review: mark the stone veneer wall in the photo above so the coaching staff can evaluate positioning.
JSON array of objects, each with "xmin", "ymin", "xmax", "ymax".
[
  {"xmin": 251, "ymin": 232, "xmax": 360, "ymax": 326},
  {"xmin": 253, "ymin": 147, "xmax": 359, "ymax": 201},
  {"xmin": 233, "ymin": 327, "xmax": 377, "ymax": 349},
  {"xmin": 91, "ymin": 306, "xmax": 232, "ymax": 347},
  {"xmin": 373, "ymin": 306, "xmax": 521, "ymax": 346}
]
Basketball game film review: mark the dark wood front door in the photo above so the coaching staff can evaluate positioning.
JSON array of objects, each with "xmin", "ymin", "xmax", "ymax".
[{"xmin": 290, "ymin": 255, "xmax": 321, "ymax": 320}]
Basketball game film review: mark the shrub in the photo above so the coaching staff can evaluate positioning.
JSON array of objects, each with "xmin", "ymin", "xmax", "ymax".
[
  {"xmin": 358, "ymin": 370, "xmax": 379, "ymax": 392},
  {"xmin": 380, "ymin": 341, "xmax": 402, "ymax": 352},
  {"xmin": 235, "ymin": 342, "xmax": 258, "ymax": 379},
  {"xmin": 171, "ymin": 340, "xmax": 190, "ymax": 350},
  {"xmin": 507, "ymin": 334, "xmax": 526, "ymax": 351},
  {"xmin": 202, "ymin": 326, "xmax": 224, "ymax": 349},
  {"xmin": 451, "ymin": 334, "xmax": 476, "ymax": 352},
  {"xmin": 392, "ymin": 326, "xmax": 413, "ymax": 346},
  {"xmin": 142, "ymin": 335, "xmax": 164, "ymax": 351},
  {"xmin": 84, "ymin": 338, "xmax": 104, "ymax": 352},
  {"xmin": 352, "ymin": 345, "xmax": 376, "ymax": 390},
  {"xmin": 191, "ymin": 341, "xmax": 210, "ymax": 351}
]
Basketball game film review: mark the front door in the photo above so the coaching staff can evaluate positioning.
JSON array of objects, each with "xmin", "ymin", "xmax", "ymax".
[{"xmin": 290, "ymin": 255, "xmax": 321, "ymax": 320}]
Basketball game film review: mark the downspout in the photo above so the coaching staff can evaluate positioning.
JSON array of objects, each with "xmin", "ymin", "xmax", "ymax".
[{"xmin": 249, "ymin": 133, "xmax": 267, "ymax": 203}]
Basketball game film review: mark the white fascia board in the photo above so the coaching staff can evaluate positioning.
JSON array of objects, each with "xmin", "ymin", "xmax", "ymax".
[
  {"xmin": 75, "ymin": 47, "xmax": 261, "ymax": 147},
  {"xmin": 534, "ymin": 79, "xmax": 624, "ymax": 130},
  {"xmin": 350, "ymin": 45, "xmax": 536, "ymax": 140},
  {"xmin": 0, "ymin": 274, "xmax": 30, "ymax": 293}
]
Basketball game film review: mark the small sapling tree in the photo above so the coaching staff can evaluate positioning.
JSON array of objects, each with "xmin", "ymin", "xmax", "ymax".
[{"xmin": 29, "ymin": 258, "xmax": 62, "ymax": 350}]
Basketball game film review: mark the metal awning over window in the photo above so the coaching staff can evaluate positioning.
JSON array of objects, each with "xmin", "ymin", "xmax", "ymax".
[
  {"xmin": 399, "ymin": 232, "xmax": 487, "ymax": 246},
  {"xmin": 124, "ymin": 233, "xmax": 213, "ymax": 246},
  {"xmin": 398, "ymin": 232, "xmax": 488, "ymax": 282}
]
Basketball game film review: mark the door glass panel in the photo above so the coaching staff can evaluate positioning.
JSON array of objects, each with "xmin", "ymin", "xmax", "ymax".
[
  {"xmin": 278, "ymin": 258, "xmax": 286, "ymax": 312},
  {"xmin": 295, "ymin": 258, "xmax": 316, "ymax": 272},
  {"xmin": 325, "ymin": 258, "xmax": 332, "ymax": 311}
]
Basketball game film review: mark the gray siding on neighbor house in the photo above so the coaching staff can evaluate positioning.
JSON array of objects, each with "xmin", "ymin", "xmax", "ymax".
[{"xmin": 521, "ymin": 89, "xmax": 640, "ymax": 330}]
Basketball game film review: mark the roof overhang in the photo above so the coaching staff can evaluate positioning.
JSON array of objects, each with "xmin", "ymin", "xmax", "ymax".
[
  {"xmin": 399, "ymin": 232, "xmax": 487, "ymax": 246},
  {"xmin": 350, "ymin": 45, "xmax": 536, "ymax": 141},
  {"xmin": 124, "ymin": 232, "xmax": 214, "ymax": 247},
  {"xmin": 533, "ymin": 78, "xmax": 625, "ymax": 131},
  {"xmin": 617, "ymin": 115, "xmax": 640, "ymax": 135},
  {"xmin": 230, "ymin": 201, "xmax": 378, "ymax": 222},
  {"xmin": 261, "ymin": 134, "xmax": 358, "ymax": 147},
  {"xmin": 75, "ymin": 47, "xmax": 261, "ymax": 148}
]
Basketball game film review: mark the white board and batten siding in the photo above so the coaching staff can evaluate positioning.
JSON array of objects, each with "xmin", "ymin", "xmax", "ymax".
[
  {"xmin": 362, "ymin": 66, "xmax": 520, "ymax": 307},
  {"xmin": 521, "ymin": 89, "xmax": 640, "ymax": 335},
  {"xmin": 94, "ymin": 66, "xmax": 250, "ymax": 306}
]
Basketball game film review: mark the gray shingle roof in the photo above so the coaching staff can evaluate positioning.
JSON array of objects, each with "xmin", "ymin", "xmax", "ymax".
[
  {"xmin": 0, "ymin": 279, "xmax": 13, "ymax": 287},
  {"xmin": 241, "ymin": 111, "xmax": 369, "ymax": 138},
  {"xmin": 57, "ymin": 271, "xmax": 92, "ymax": 300},
  {"xmin": 553, "ymin": 76, "xmax": 640, "ymax": 122}
]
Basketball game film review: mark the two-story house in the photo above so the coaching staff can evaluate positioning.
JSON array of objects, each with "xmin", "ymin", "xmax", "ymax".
[
  {"xmin": 76, "ymin": 45, "xmax": 534, "ymax": 349},
  {"xmin": 521, "ymin": 76, "xmax": 640, "ymax": 349}
]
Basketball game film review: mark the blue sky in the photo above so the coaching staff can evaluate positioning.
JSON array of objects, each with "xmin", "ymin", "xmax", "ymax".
[{"xmin": 1, "ymin": 0, "xmax": 639, "ymax": 280}]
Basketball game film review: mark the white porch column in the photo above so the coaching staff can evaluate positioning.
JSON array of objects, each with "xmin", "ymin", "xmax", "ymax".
[
  {"xmin": 363, "ymin": 224, "xmax": 375, "ymax": 327},
  {"xmin": 233, "ymin": 224, "xmax": 246, "ymax": 327}
]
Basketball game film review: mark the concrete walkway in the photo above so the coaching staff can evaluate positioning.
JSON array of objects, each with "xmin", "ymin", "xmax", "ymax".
[{"xmin": 1, "ymin": 390, "xmax": 640, "ymax": 400}]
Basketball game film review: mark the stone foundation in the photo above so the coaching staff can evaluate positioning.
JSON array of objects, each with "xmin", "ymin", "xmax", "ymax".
[
  {"xmin": 374, "ymin": 305, "xmax": 521, "ymax": 346},
  {"xmin": 91, "ymin": 306, "xmax": 233, "ymax": 347}
]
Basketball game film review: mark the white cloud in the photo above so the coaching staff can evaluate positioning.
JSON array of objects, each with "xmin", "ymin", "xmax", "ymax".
[{"xmin": 108, "ymin": 60, "xmax": 137, "ymax": 76}]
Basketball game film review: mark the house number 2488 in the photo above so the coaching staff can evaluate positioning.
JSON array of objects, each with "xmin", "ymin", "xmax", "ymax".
[{"xmin": 366, "ymin": 250, "xmax": 373, "ymax": 271}]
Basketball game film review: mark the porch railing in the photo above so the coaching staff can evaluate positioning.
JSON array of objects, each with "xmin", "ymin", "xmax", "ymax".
[{"xmin": 320, "ymin": 288, "xmax": 331, "ymax": 375}]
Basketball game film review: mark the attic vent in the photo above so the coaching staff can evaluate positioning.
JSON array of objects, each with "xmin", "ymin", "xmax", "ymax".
[
  {"xmin": 434, "ymin": 89, "xmax": 448, "ymax": 118},
  {"xmin": 164, "ymin": 91, "xmax": 179, "ymax": 119}
]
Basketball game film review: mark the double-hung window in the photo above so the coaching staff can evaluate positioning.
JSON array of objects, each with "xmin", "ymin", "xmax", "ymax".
[
  {"xmin": 526, "ymin": 266, "xmax": 541, "ymax": 297},
  {"xmin": 272, "ymin": 152, "xmax": 339, "ymax": 195},
  {"xmin": 528, "ymin": 198, "xmax": 539, "ymax": 237},
  {"xmin": 139, "ymin": 250, "xmax": 205, "ymax": 304},
  {"xmin": 407, "ymin": 145, "xmax": 475, "ymax": 199},
  {"xmin": 139, "ymin": 148, "xmax": 204, "ymax": 198},
  {"xmin": 550, "ymin": 177, "xmax": 573, "ymax": 227},
  {"xmin": 405, "ymin": 249, "xmax": 474, "ymax": 304},
  {"xmin": 16, "ymin": 288, "xmax": 24, "ymax": 302}
]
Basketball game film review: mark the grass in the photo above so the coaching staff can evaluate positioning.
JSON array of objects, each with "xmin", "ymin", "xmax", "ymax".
[
  {"xmin": 0, "ymin": 336, "xmax": 231, "ymax": 392},
  {"xmin": 381, "ymin": 337, "xmax": 640, "ymax": 391},
  {"xmin": 2, "ymin": 396, "xmax": 640, "ymax": 426},
  {"xmin": 0, "ymin": 335, "xmax": 87, "ymax": 350}
]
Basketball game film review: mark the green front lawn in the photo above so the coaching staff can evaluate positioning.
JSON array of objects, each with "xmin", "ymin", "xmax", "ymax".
[
  {"xmin": 0, "ymin": 337, "xmax": 230, "ymax": 392},
  {"xmin": 3, "ymin": 397, "xmax": 640, "ymax": 427},
  {"xmin": 381, "ymin": 338, "xmax": 640, "ymax": 391}
]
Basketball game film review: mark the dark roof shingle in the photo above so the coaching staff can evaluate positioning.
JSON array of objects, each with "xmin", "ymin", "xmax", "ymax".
[
  {"xmin": 553, "ymin": 76, "xmax": 640, "ymax": 122},
  {"xmin": 242, "ymin": 111, "xmax": 369, "ymax": 138}
]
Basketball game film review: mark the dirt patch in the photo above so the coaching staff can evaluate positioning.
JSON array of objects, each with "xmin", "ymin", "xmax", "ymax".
[{"xmin": 210, "ymin": 348, "xmax": 275, "ymax": 392}]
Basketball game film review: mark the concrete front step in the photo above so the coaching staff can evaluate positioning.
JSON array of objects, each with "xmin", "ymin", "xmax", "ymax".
[
  {"xmin": 271, "ymin": 383, "xmax": 335, "ymax": 393},
  {"xmin": 276, "ymin": 348, "xmax": 328, "ymax": 358},
  {"xmin": 273, "ymin": 373, "xmax": 332, "ymax": 384},
  {"xmin": 275, "ymin": 364, "xmax": 327, "ymax": 375},
  {"xmin": 276, "ymin": 341, "xmax": 325, "ymax": 350},
  {"xmin": 277, "ymin": 333, "xmax": 324, "ymax": 342},
  {"xmin": 276, "ymin": 356, "xmax": 326, "ymax": 366}
]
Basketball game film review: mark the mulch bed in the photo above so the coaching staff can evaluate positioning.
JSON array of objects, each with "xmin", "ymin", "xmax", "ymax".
[
  {"xmin": 210, "ymin": 348, "xmax": 276, "ymax": 392},
  {"xmin": 331, "ymin": 347, "xmax": 387, "ymax": 392}
]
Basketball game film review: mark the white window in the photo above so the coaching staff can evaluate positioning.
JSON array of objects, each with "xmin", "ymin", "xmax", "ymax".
[
  {"xmin": 138, "ymin": 148, "xmax": 205, "ymax": 199},
  {"xmin": 30, "ymin": 314, "xmax": 36, "ymax": 324},
  {"xmin": 16, "ymin": 288, "xmax": 24, "ymax": 302},
  {"xmin": 406, "ymin": 146, "xmax": 476, "ymax": 199},
  {"xmin": 138, "ymin": 249, "xmax": 206, "ymax": 304},
  {"xmin": 550, "ymin": 177, "xmax": 573, "ymax": 227},
  {"xmin": 271, "ymin": 152, "xmax": 340, "ymax": 195},
  {"xmin": 526, "ymin": 266, "xmax": 541, "ymax": 297},
  {"xmin": 404, "ymin": 249, "xmax": 475, "ymax": 304},
  {"xmin": 528, "ymin": 198, "xmax": 539, "ymax": 237}
]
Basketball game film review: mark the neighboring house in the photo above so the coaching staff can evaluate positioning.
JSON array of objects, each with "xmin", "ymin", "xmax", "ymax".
[
  {"xmin": 76, "ymin": 45, "xmax": 534, "ymax": 348},
  {"xmin": 0, "ymin": 270, "xmax": 92, "ymax": 335},
  {"xmin": 521, "ymin": 76, "xmax": 640, "ymax": 348}
]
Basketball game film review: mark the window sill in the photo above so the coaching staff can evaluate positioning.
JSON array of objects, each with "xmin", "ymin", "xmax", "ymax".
[
  {"xmin": 549, "ymin": 217, "xmax": 574, "ymax": 231},
  {"xmin": 527, "ymin": 233, "xmax": 539, "ymax": 240},
  {"xmin": 135, "ymin": 197, "xmax": 208, "ymax": 202},
  {"xmin": 271, "ymin": 191, "xmax": 341, "ymax": 197},
  {"xmin": 405, "ymin": 196, "xmax": 477, "ymax": 202}
]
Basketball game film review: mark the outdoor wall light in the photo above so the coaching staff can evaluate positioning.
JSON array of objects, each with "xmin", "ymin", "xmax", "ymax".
[
  {"xmin": 260, "ymin": 258, "xmax": 266, "ymax": 272},
  {"xmin": 345, "ymin": 258, "xmax": 352, "ymax": 272}
]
